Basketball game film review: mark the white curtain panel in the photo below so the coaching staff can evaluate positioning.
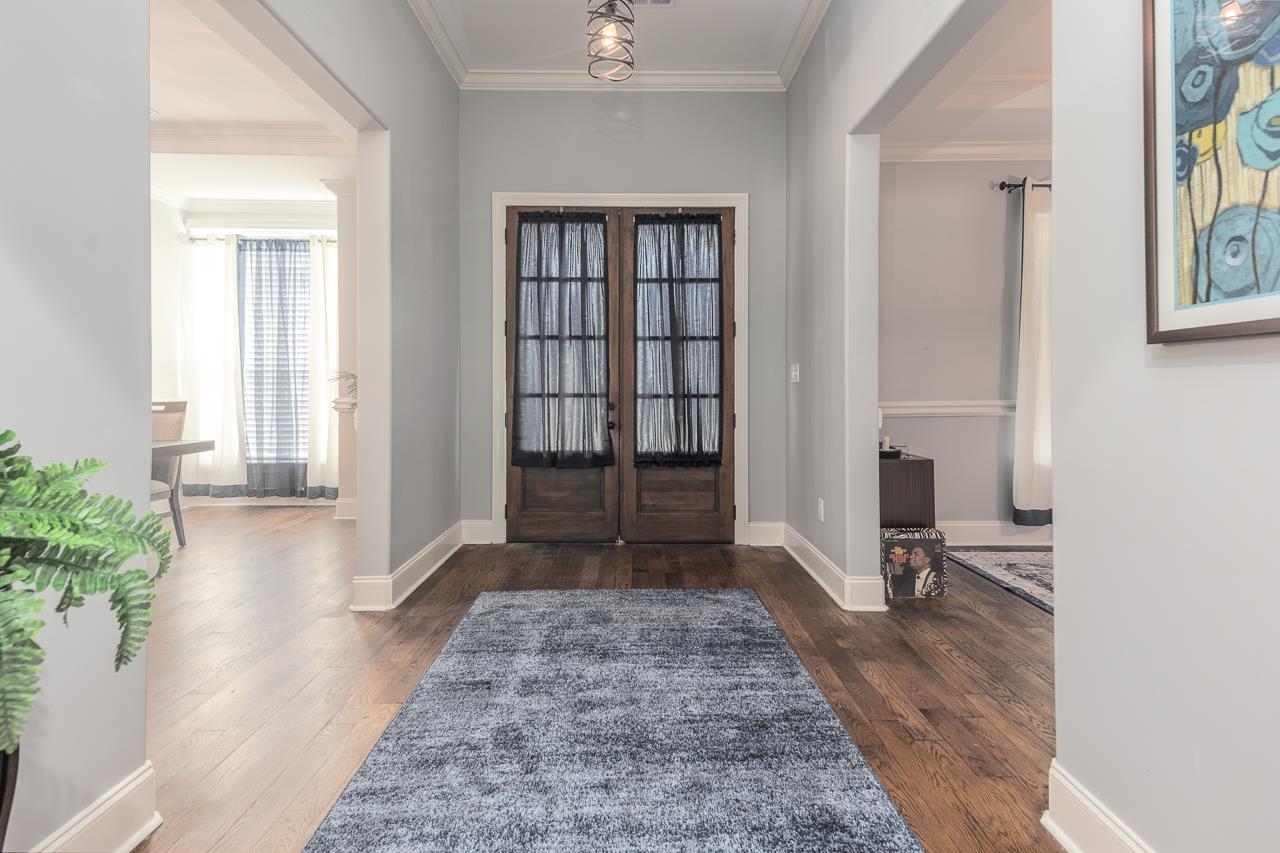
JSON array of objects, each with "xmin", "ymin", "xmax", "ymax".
[
  {"xmin": 1012, "ymin": 185, "xmax": 1053, "ymax": 526},
  {"xmin": 179, "ymin": 237, "xmax": 249, "ymax": 491},
  {"xmin": 307, "ymin": 236, "xmax": 340, "ymax": 494}
]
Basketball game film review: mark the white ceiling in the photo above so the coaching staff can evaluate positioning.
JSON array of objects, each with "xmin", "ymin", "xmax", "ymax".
[
  {"xmin": 150, "ymin": 0, "xmax": 315, "ymax": 123},
  {"xmin": 882, "ymin": 0, "xmax": 1051, "ymax": 161},
  {"xmin": 414, "ymin": 0, "xmax": 830, "ymax": 90}
]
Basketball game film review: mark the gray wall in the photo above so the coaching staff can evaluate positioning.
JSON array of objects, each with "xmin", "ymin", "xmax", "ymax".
[
  {"xmin": 879, "ymin": 160, "xmax": 1048, "ymax": 522},
  {"xmin": 786, "ymin": 0, "xmax": 1003, "ymax": 577},
  {"xmin": 1053, "ymin": 1, "xmax": 1279, "ymax": 849},
  {"xmin": 1, "ymin": 2, "xmax": 151, "ymax": 847},
  {"xmin": 458, "ymin": 91, "xmax": 787, "ymax": 524},
  {"xmin": 263, "ymin": 0, "xmax": 461, "ymax": 569}
]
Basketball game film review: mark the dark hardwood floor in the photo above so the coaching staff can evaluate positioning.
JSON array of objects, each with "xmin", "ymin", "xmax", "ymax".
[{"xmin": 139, "ymin": 507, "xmax": 1057, "ymax": 852}]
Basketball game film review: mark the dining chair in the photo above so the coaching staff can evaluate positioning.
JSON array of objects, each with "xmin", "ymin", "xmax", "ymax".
[{"xmin": 151, "ymin": 401, "xmax": 188, "ymax": 547}]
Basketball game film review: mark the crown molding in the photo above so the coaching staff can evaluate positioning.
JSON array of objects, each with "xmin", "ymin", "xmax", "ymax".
[
  {"xmin": 880, "ymin": 139, "xmax": 1052, "ymax": 164},
  {"xmin": 406, "ymin": 0, "xmax": 467, "ymax": 86},
  {"xmin": 149, "ymin": 122, "xmax": 351, "ymax": 156},
  {"xmin": 321, "ymin": 178, "xmax": 358, "ymax": 197},
  {"xmin": 960, "ymin": 73, "xmax": 1051, "ymax": 93},
  {"xmin": 150, "ymin": 186, "xmax": 188, "ymax": 210},
  {"xmin": 460, "ymin": 69, "xmax": 784, "ymax": 92},
  {"xmin": 779, "ymin": 0, "xmax": 832, "ymax": 87},
  {"xmin": 182, "ymin": 198, "xmax": 337, "ymax": 231},
  {"xmin": 407, "ymin": 0, "xmax": 827, "ymax": 92}
]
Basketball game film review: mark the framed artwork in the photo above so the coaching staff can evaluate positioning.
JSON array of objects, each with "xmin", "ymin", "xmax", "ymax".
[
  {"xmin": 1146, "ymin": 0, "xmax": 1280, "ymax": 342},
  {"xmin": 880, "ymin": 530, "xmax": 947, "ymax": 601}
]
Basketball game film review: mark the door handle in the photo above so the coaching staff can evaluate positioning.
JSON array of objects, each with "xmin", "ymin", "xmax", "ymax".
[{"xmin": 608, "ymin": 421, "xmax": 617, "ymax": 430}]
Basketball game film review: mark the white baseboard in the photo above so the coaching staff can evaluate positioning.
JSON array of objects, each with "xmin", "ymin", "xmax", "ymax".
[
  {"xmin": 782, "ymin": 525, "xmax": 886, "ymax": 612},
  {"xmin": 939, "ymin": 520, "xmax": 1053, "ymax": 548},
  {"xmin": 460, "ymin": 519, "xmax": 495, "ymax": 544},
  {"xmin": 459, "ymin": 519, "xmax": 781, "ymax": 547},
  {"xmin": 747, "ymin": 522, "xmax": 785, "ymax": 546},
  {"xmin": 33, "ymin": 760, "xmax": 161, "ymax": 853},
  {"xmin": 349, "ymin": 522, "xmax": 462, "ymax": 611},
  {"xmin": 1042, "ymin": 760, "xmax": 1154, "ymax": 853},
  {"xmin": 333, "ymin": 497, "xmax": 357, "ymax": 520}
]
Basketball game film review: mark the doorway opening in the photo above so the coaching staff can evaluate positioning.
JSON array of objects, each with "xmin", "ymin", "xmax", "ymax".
[
  {"xmin": 490, "ymin": 194, "xmax": 750, "ymax": 545},
  {"xmin": 505, "ymin": 207, "xmax": 736, "ymax": 543}
]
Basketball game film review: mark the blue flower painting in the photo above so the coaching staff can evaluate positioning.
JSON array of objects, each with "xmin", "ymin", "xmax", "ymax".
[{"xmin": 1172, "ymin": 0, "xmax": 1280, "ymax": 309}]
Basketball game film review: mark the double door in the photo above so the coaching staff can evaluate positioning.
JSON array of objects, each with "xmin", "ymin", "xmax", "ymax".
[{"xmin": 505, "ymin": 206, "xmax": 735, "ymax": 543}]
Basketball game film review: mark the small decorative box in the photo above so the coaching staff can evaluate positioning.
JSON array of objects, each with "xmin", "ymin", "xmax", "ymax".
[{"xmin": 880, "ymin": 527, "xmax": 947, "ymax": 600}]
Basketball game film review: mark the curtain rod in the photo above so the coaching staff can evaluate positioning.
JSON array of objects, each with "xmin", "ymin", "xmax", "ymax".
[{"xmin": 995, "ymin": 179, "xmax": 1053, "ymax": 193}]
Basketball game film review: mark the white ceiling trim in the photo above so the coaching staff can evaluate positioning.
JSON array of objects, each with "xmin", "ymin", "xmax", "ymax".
[
  {"xmin": 408, "ymin": 0, "xmax": 826, "ymax": 92},
  {"xmin": 460, "ymin": 69, "xmax": 785, "ymax": 92},
  {"xmin": 150, "ymin": 122, "xmax": 351, "ymax": 156},
  {"xmin": 778, "ymin": 0, "xmax": 832, "ymax": 87},
  {"xmin": 407, "ymin": 0, "xmax": 467, "ymax": 86},
  {"xmin": 881, "ymin": 140, "xmax": 1052, "ymax": 164},
  {"xmin": 182, "ymin": 198, "xmax": 337, "ymax": 231},
  {"xmin": 959, "ymin": 73, "xmax": 1052, "ymax": 93}
]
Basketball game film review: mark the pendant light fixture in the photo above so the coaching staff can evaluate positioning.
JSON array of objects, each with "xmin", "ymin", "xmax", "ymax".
[{"xmin": 587, "ymin": 0, "xmax": 635, "ymax": 82}]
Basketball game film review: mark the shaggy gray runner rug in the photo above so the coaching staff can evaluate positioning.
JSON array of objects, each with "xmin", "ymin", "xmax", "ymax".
[{"xmin": 306, "ymin": 588, "xmax": 921, "ymax": 852}]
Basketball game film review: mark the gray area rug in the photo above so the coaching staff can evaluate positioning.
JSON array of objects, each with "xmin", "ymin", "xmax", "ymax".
[
  {"xmin": 949, "ymin": 549, "xmax": 1054, "ymax": 613},
  {"xmin": 307, "ymin": 588, "xmax": 921, "ymax": 852}
]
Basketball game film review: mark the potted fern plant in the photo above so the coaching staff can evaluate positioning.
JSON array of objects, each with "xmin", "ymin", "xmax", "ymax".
[{"xmin": 0, "ymin": 429, "xmax": 172, "ymax": 847}]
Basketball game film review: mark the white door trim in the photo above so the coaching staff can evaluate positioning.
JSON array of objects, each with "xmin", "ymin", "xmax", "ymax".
[{"xmin": 491, "ymin": 192, "xmax": 750, "ymax": 545}]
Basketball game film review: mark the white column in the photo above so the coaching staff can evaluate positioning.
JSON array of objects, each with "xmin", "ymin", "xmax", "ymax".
[{"xmin": 322, "ymin": 178, "xmax": 358, "ymax": 520}]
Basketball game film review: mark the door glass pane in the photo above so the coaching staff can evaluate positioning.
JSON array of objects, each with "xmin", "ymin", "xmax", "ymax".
[
  {"xmin": 512, "ymin": 212, "xmax": 614, "ymax": 468},
  {"xmin": 633, "ymin": 213, "xmax": 723, "ymax": 467}
]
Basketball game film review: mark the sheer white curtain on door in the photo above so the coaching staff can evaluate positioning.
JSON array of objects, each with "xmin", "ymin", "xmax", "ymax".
[
  {"xmin": 306, "ymin": 236, "xmax": 340, "ymax": 497},
  {"xmin": 179, "ymin": 236, "xmax": 248, "ymax": 495},
  {"xmin": 1012, "ymin": 183, "xmax": 1053, "ymax": 526}
]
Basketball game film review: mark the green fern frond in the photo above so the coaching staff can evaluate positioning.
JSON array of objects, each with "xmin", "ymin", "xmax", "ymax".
[
  {"xmin": 109, "ymin": 569, "xmax": 156, "ymax": 670},
  {"xmin": 31, "ymin": 459, "xmax": 107, "ymax": 499},
  {"xmin": 0, "ymin": 428, "xmax": 174, "ymax": 752},
  {"xmin": 0, "ymin": 493, "xmax": 172, "ymax": 579},
  {"xmin": 0, "ymin": 589, "xmax": 46, "ymax": 753}
]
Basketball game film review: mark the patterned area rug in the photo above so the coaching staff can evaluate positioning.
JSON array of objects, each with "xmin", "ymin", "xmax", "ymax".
[
  {"xmin": 306, "ymin": 588, "xmax": 921, "ymax": 852},
  {"xmin": 948, "ymin": 550, "xmax": 1054, "ymax": 613}
]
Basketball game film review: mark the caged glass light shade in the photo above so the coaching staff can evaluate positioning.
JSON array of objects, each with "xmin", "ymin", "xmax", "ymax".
[{"xmin": 587, "ymin": 0, "xmax": 635, "ymax": 82}]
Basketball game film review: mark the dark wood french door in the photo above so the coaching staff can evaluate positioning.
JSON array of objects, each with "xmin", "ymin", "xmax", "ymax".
[{"xmin": 505, "ymin": 206, "xmax": 735, "ymax": 544}]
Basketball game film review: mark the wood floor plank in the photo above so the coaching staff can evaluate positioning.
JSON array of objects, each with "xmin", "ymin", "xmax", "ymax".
[{"xmin": 139, "ymin": 508, "xmax": 1058, "ymax": 853}]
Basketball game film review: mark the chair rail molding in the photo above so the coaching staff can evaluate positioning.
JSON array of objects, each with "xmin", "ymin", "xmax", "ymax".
[{"xmin": 880, "ymin": 400, "xmax": 1016, "ymax": 418}]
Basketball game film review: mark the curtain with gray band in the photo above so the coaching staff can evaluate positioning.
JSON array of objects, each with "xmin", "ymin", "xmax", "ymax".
[
  {"xmin": 237, "ymin": 238, "xmax": 313, "ymax": 496},
  {"xmin": 1011, "ymin": 183, "xmax": 1053, "ymax": 526},
  {"xmin": 634, "ymin": 213, "xmax": 723, "ymax": 467},
  {"xmin": 513, "ymin": 212, "xmax": 615, "ymax": 468}
]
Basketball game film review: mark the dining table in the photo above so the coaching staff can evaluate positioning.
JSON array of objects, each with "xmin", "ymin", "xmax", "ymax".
[{"xmin": 152, "ymin": 438, "xmax": 216, "ymax": 460}]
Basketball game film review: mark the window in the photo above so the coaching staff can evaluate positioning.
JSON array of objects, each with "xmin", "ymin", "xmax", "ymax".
[{"xmin": 237, "ymin": 237, "xmax": 312, "ymax": 496}]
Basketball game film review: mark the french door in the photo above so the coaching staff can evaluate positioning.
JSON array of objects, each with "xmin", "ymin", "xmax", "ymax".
[{"xmin": 505, "ymin": 206, "xmax": 735, "ymax": 543}]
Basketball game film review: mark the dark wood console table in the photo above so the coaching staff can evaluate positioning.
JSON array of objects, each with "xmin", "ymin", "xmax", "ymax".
[{"xmin": 880, "ymin": 453, "xmax": 936, "ymax": 528}]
